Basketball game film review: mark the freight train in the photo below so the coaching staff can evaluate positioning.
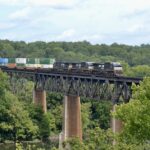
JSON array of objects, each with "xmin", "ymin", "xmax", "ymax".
[{"xmin": 0, "ymin": 58, "xmax": 123, "ymax": 77}]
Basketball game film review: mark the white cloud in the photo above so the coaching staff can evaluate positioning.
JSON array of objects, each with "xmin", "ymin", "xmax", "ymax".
[
  {"xmin": 27, "ymin": 0, "xmax": 80, "ymax": 8},
  {"xmin": 9, "ymin": 7, "xmax": 31, "ymax": 20},
  {"xmin": 127, "ymin": 24, "xmax": 144, "ymax": 33},
  {"xmin": 0, "ymin": 0, "xmax": 82, "ymax": 8},
  {"xmin": 1, "ymin": 0, "xmax": 150, "ymax": 45},
  {"xmin": 55, "ymin": 30, "xmax": 105, "ymax": 43},
  {"xmin": 0, "ymin": 0, "xmax": 19, "ymax": 5},
  {"xmin": 76, "ymin": 34, "xmax": 104, "ymax": 43},
  {"xmin": 0, "ymin": 0, "xmax": 16, "ymax": 2},
  {"xmin": 56, "ymin": 29, "xmax": 76, "ymax": 40},
  {"xmin": 0, "ymin": 22, "xmax": 16, "ymax": 30}
]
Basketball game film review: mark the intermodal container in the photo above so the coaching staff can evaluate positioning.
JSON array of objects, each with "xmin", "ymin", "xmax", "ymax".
[
  {"xmin": 26, "ymin": 58, "xmax": 40, "ymax": 64},
  {"xmin": 26, "ymin": 64, "xmax": 36, "ymax": 68},
  {"xmin": 16, "ymin": 58, "xmax": 26, "ymax": 64},
  {"xmin": 41, "ymin": 64, "xmax": 54, "ymax": 68},
  {"xmin": 50, "ymin": 58, "xmax": 55, "ymax": 64},
  {"xmin": 26, "ymin": 64, "xmax": 42, "ymax": 68},
  {"xmin": 0, "ymin": 58, "xmax": 8, "ymax": 65},
  {"xmin": 36, "ymin": 64, "xmax": 42, "ymax": 68},
  {"xmin": 8, "ymin": 58, "xmax": 15, "ymax": 63},
  {"xmin": 39, "ymin": 58, "xmax": 55, "ymax": 64}
]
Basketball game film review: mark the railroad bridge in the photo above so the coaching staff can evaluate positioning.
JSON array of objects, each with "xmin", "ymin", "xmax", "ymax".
[{"xmin": 0, "ymin": 67, "xmax": 142, "ymax": 142}]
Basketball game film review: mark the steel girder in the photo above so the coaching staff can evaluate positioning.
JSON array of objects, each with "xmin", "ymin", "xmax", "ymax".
[
  {"xmin": 42, "ymin": 76, "xmax": 132, "ymax": 103},
  {"xmin": 1, "ymin": 69, "xmax": 141, "ymax": 104}
]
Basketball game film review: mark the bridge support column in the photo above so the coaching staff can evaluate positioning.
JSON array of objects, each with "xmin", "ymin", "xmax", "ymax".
[
  {"xmin": 62, "ymin": 95, "xmax": 82, "ymax": 141},
  {"xmin": 33, "ymin": 88, "xmax": 47, "ymax": 113},
  {"xmin": 111, "ymin": 105, "xmax": 123, "ymax": 145},
  {"xmin": 111, "ymin": 105, "xmax": 123, "ymax": 133}
]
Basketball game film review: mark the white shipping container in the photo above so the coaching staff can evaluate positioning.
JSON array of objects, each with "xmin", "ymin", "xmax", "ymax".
[
  {"xmin": 26, "ymin": 64, "xmax": 42, "ymax": 68},
  {"xmin": 16, "ymin": 58, "xmax": 26, "ymax": 64},
  {"xmin": 36, "ymin": 64, "xmax": 42, "ymax": 68},
  {"xmin": 26, "ymin": 64, "xmax": 36, "ymax": 68},
  {"xmin": 42, "ymin": 64, "xmax": 53, "ymax": 68}
]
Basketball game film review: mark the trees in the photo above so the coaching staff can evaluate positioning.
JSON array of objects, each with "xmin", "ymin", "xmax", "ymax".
[
  {"xmin": 1, "ymin": 39, "xmax": 150, "ymax": 149},
  {"xmin": 0, "ymin": 72, "xmax": 38, "ymax": 143},
  {"xmin": 81, "ymin": 102, "xmax": 91, "ymax": 132},
  {"xmin": 126, "ymin": 65, "xmax": 150, "ymax": 77},
  {"xmin": 114, "ymin": 77, "xmax": 150, "ymax": 144},
  {"xmin": 0, "ymin": 39, "xmax": 150, "ymax": 67},
  {"xmin": 90, "ymin": 101, "xmax": 111, "ymax": 129},
  {"xmin": 63, "ymin": 137, "xmax": 87, "ymax": 150},
  {"xmin": 84, "ymin": 127, "xmax": 113, "ymax": 150}
]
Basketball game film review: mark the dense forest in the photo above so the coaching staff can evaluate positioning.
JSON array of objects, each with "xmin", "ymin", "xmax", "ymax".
[
  {"xmin": 0, "ymin": 40, "xmax": 150, "ymax": 66},
  {"xmin": 0, "ymin": 40, "xmax": 150, "ymax": 149},
  {"xmin": 0, "ymin": 39, "xmax": 150, "ymax": 77}
]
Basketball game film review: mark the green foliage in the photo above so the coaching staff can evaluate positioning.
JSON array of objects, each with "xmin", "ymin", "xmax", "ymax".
[
  {"xmin": 47, "ymin": 93, "xmax": 63, "ymax": 110},
  {"xmin": 132, "ymin": 77, "xmax": 150, "ymax": 100},
  {"xmin": 0, "ymin": 72, "xmax": 55, "ymax": 143},
  {"xmin": 47, "ymin": 93, "xmax": 63, "ymax": 134},
  {"xmin": 91, "ymin": 101, "xmax": 112, "ymax": 129},
  {"xmin": 39, "ymin": 113, "xmax": 51, "ymax": 141},
  {"xmin": 81, "ymin": 102, "xmax": 91, "ymax": 132},
  {"xmin": 0, "ymin": 90, "xmax": 38, "ymax": 143},
  {"xmin": 114, "ymin": 77, "xmax": 150, "ymax": 144},
  {"xmin": 126, "ymin": 65, "xmax": 150, "ymax": 77},
  {"xmin": 49, "ymin": 105, "xmax": 63, "ymax": 134},
  {"xmin": 1, "ymin": 40, "xmax": 150, "ymax": 69},
  {"xmin": 0, "ymin": 71, "xmax": 8, "ymax": 96},
  {"xmin": 16, "ymin": 142, "xmax": 23, "ymax": 150},
  {"xmin": 15, "ymin": 80, "xmax": 34, "ymax": 103},
  {"xmin": 0, "ymin": 72, "xmax": 37, "ymax": 142},
  {"xmin": 84, "ymin": 127, "xmax": 113, "ymax": 150},
  {"xmin": 1, "ymin": 40, "xmax": 150, "ymax": 148},
  {"xmin": 63, "ymin": 138, "xmax": 87, "ymax": 150},
  {"xmin": 28, "ymin": 105, "xmax": 51, "ymax": 140}
]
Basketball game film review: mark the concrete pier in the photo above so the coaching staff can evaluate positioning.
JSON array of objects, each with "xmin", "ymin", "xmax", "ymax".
[
  {"xmin": 63, "ymin": 95, "xmax": 82, "ymax": 141},
  {"xmin": 33, "ymin": 88, "xmax": 47, "ymax": 113},
  {"xmin": 111, "ymin": 105, "xmax": 123, "ymax": 133}
]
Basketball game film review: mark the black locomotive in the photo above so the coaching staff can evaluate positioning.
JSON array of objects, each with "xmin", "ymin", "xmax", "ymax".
[{"xmin": 53, "ymin": 61, "xmax": 123, "ymax": 77}]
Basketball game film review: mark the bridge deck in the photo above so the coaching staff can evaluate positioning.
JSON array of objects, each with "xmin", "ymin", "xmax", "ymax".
[
  {"xmin": 0, "ymin": 66, "xmax": 143, "ymax": 102},
  {"xmin": 0, "ymin": 67, "xmax": 142, "ymax": 84}
]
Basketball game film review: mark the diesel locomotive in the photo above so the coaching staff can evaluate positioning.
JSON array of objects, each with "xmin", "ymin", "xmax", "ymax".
[{"xmin": 53, "ymin": 61, "xmax": 123, "ymax": 76}]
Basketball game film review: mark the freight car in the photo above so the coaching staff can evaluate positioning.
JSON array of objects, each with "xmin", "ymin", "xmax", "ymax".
[{"xmin": 0, "ymin": 58, "xmax": 55, "ymax": 68}]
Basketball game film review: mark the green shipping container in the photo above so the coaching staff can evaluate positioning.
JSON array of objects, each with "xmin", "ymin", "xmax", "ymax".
[
  {"xmin": 50, "ymin": 59, "xmax": 55, "ymax": 64},
  {"xmin": 27, "ymin": 58, "xmax": 40, "ymax": 64},
  {"xmin": 8, "ymin": 58, "xmax": 15, "ymax": 63},
  {"xmin": 39, "ymin": 58, "xmax": 55, "ymax": 64}
]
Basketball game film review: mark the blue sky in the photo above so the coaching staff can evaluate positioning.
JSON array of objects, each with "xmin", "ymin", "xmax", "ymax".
[{"xmin": 0, "ymin": 0, "xmax": 150, "ymax": 45}]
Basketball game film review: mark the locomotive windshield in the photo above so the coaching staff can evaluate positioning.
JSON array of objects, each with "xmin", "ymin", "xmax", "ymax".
[{"xmin": 81, "ymin": 62, "xmax": 94, "ymax": 69}]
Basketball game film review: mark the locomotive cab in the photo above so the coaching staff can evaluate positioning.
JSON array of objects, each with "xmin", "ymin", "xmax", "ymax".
[
  {"xmin": 104, "ymin": 62, "xmax": 123, "ymax": 75},
  {"xmin": 53, "ymin": 61, "xmax": 80, "ymax": 70},
  {"xmin": 71, "ymin": 62, "xmax": 81, "ymax": 69},
  {"xmin": 93, "ymin": 63, "xmax": 104, "ymax": 70},
  {"xmin": 81, "ymin": 62, "xmax": 94, "ymax": 70}
]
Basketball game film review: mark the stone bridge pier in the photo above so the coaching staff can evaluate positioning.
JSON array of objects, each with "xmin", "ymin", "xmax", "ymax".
[
  {"xmin": 33, "ymin": 88, "xmax": 47, "ymax": 113},
  {"xmin": 111, "ymin": 105, "xmax": 123, "ymax": 133},
  {"xmin": 32, "ymin": 88, "xmax": 122, "ymax": 147},
  {"xmin": 59, "ymin": 95, "xmax": 82, "ymax": 145}
]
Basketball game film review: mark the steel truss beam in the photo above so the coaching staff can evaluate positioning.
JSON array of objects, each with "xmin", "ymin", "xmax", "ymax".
[{"xmin": 1, "ymin": 68, "xmax": 142, "ymax": 104}]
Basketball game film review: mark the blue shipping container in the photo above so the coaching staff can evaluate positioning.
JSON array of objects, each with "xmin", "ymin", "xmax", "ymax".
[{"xmin": 0, "ymin": 58, "xmax": 8, "ymax": 65}]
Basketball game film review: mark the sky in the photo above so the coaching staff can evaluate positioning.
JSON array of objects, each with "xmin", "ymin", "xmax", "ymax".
[{"xmin": 0, "ymin": 0, "xmax": 150, "ymax": 45}]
